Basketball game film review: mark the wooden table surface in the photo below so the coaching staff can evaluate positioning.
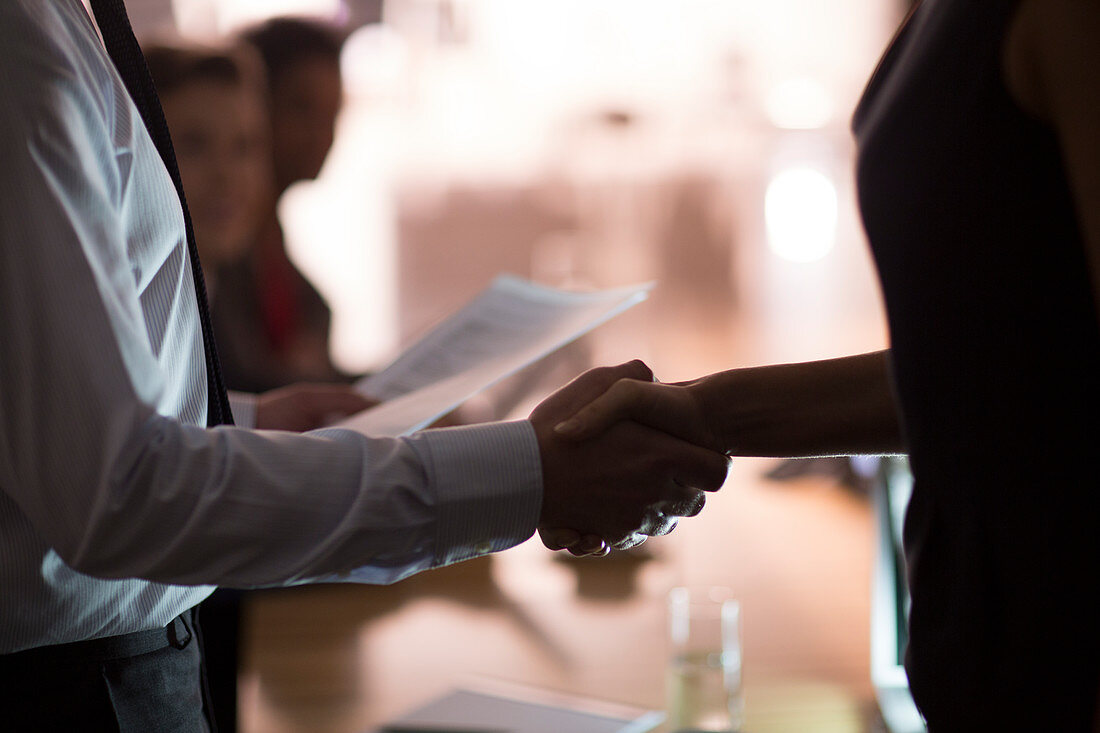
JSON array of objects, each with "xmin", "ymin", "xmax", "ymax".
[{"xmin": 239, "ymin": 454, "xmax": 886, "ymax": 733}]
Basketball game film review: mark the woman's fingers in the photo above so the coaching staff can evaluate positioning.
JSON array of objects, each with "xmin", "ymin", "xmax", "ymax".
[{"xmin": 554, "ymin": 378, "xmax": 660, "ymax": 440}]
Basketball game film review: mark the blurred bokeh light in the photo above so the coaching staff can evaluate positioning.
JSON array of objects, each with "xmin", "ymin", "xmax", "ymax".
[{"xmin": 165, "ymin": 0, "xmax": 900, "ymax": 374}]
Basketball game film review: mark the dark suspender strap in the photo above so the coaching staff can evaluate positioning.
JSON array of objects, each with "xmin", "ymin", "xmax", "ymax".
[{"xmin": 89, "ymin": 0, "xmax": 233, "ymax": 426}]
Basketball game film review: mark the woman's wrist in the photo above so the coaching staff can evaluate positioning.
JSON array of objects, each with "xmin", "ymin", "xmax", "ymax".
[
  {"xmin": 684, "ymin": 352, "xmax": 903, "ymax": 458},
  {"xmin": 683, "ymin": 370, "xmax": 765, "ymax": 456}
]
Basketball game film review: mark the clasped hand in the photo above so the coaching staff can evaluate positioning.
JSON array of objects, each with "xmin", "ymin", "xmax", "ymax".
[{"xmin": 531, "ymin": 361, "xmax": 728, "ymax": 557}]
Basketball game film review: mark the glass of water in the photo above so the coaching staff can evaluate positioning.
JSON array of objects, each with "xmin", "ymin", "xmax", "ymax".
[{"xmin": 665, "ymin": 586, "xmax": 743, "ymax": 732}]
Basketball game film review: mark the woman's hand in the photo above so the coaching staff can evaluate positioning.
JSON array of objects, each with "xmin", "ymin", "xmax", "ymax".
[{"xmin": 552, "ymin": 377, "xmax": 722, "ymax": 452}]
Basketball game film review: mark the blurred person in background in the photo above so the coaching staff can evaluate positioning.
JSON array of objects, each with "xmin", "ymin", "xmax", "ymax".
[
  {"xmin": 243, "ymin": 17, "xmax": 343, "ymax": 203},
  {"xmin": 202, "ymin": 17, "xmax": 351, "ymax": 394}
]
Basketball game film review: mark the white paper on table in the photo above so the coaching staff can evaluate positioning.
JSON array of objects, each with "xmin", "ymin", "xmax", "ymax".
[
  {"xmin": 370, "ymin": 686, "xmax": 664, "ymax": 733},
  {"xmin": 339, "ymin": 274, "xmax": 653, "ymax": 437}
]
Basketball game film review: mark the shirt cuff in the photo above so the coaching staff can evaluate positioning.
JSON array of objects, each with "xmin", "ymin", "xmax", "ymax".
[
  {"xmin": 227, "ymin": 391, "xmax": 257, "ymax": 429},
  {"xmin": 408, "ymin": 419, "xmax": 542, "ymax": 568}
]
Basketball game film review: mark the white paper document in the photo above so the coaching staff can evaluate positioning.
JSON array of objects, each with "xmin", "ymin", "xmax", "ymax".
[
  {"xmin": 340, "ymin": 275, "xmax": 653, "ymax": 437},
  {"xmin": 370, "ymin": 686, "xmax": 664, "ymax": 733}
]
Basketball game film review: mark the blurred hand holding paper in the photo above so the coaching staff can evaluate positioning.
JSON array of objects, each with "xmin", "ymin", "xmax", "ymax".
[{"xmin": 340, "ymin": 275, "xmax": 653, "ymax": 436}]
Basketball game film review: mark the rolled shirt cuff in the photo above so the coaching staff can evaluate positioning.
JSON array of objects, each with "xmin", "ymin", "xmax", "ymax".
[{"xmin": 411, "ymin": 419, "xmax": 542, "ymax": 567}]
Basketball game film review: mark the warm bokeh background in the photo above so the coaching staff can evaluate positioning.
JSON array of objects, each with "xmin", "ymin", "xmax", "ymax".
[{"xmin": 122, "ymin": 1, "xmax": 911, "ymax": 730}]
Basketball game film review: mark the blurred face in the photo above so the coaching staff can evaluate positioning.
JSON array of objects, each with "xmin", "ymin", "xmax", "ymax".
[
  {"xmin": 162, "ymin": 80, "xmax": 271, "ymax": 266},
  {"xmin": 268, "ymin": 56, "xmax": 343, "ymax": 189}
]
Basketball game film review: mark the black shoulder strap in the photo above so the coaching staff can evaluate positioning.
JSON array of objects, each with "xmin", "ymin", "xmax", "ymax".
[{"xmin": 89, "ymin": 0, "xmax": 234, "ymax": 426}]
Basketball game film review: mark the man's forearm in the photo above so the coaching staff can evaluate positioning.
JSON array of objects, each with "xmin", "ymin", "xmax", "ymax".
[{"xmin": 690, "ymin": 350, "xmax": 905, "ymax": 457}]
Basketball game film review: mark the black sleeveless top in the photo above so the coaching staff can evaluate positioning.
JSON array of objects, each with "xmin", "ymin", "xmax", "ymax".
[{"xmin": 854, "ymin": 0, "xmax": 1100, "ymax": 728}]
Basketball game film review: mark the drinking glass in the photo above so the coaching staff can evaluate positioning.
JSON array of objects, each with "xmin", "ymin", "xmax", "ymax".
[{"xmin": 665, "ymin": 586, "xmax": 743, "ymax": 732}]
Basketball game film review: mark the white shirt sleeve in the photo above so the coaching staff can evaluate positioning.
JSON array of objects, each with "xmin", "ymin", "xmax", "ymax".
[{"xmin": 0, "ymin": 1, "xmax": 542, "ymax": 590}]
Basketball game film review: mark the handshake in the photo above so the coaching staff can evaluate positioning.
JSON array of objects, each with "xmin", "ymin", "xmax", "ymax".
[
  {"xmin": 529, "ymin": 360, "xmax": 729, "ymax": 558},
  {"xmin": 275, "ymin": 352, "xmax": 892, "ymax": 558},
  {"xmin": 261, "ymin": 358, "xmax": 732, "ymax": 559}
]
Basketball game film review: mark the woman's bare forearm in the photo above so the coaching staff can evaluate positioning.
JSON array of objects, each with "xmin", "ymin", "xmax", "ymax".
[{"xmin": 686, "ymin": 350, "xmax": 905, "ymax": 457}]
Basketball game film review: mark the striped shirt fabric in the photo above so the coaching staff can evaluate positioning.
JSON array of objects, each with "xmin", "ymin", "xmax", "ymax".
[{"xmin": 0, "ymin": 0, "xmax": 541, "ymax": 654}]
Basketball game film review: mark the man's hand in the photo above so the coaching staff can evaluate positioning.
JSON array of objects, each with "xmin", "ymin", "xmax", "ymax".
[
  {"xmin": 255, "ymin": 384, "xmax": 378, "ymax": 432},
  {"xmin": 530, "ymin": 361, "xmax": 729, "ymax": 553}
]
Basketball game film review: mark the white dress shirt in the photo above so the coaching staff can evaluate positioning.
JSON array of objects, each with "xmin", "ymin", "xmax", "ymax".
[{"xmin": 0, "ymin": 0, "xmax": 542, "ymax": 654}]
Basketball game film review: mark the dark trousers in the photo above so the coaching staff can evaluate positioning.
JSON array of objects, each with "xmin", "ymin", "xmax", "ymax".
[
  {"xmin": 0, "ymin": 609, "xmax": 215, "ymax": 732},
  {"xmin": 198, "ymin": 588, "xmax": 244, "ymax": 733}
]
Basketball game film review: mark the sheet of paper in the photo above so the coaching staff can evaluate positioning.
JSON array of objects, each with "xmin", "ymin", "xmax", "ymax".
[
  {"xmin": 339, "ymin": 275, "xmax": 652, "ymax": 437},
  {"xmin": 370, "ymin": 687, "xmax": 664, "ymax": 733}
]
